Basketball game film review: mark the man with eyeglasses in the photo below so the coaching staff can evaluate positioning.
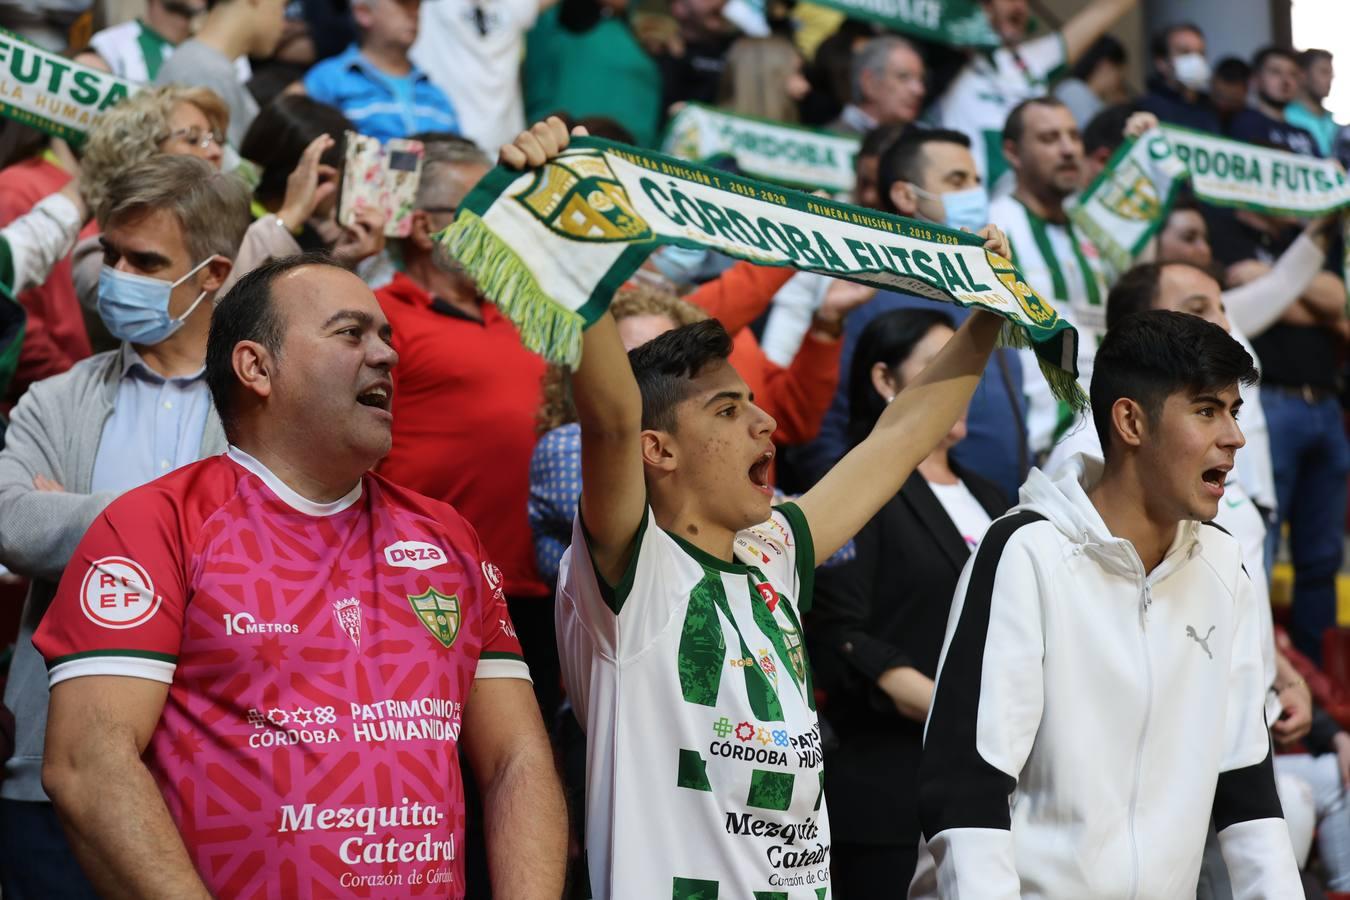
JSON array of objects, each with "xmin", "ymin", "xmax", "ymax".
[
  {"xmin": 372, "ymin": 135, "xmax": 556, "ymax": 719},
  {"xmin": 829, "ymin": 36, "xmax": 926, "ymax": 137}
]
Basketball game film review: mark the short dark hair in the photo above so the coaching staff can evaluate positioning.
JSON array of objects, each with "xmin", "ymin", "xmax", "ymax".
[
  {"xmin": 627, "ymin": 319, "xmax": 735, "ymax": 432},
  {"xmin": 876, "ymin": 128, "xmax": 971, "ymax": 211},
  {"xmin": 1091, "ymin": 310, "xmax": 1257, "ymax": 455},
  {"xmin": 1212, "ymin": 56, "xmax": 1252, "ymax": 84},
  {"xmin": 1105, "ymin": 260, "xmax": 1222, "ymax": 332},
  {"xmin": 847, "ymin": 308, "xmax": 955, "ymax": 446},
  {"xmin": 1299, "ymin": 48, "xmax": 1333, "ymax": 71},
  {"xmin": 1082, "ymin": 102, "xmax": 1139, "ymax": 157},
  {"xmin": 207, "ymin": 252, "xmax": 338, "ymax": 439},
  {"xmin": 1252, "ymin": 45, "xmax": 1298, "ymax": 73},
  {"xmin": 1002, "ymin": 96, "xmax": 1069, "ymax": 147},
  {"xmin": 859, "ymin": 122, "xmax": 908, "ymax": 161},
  {"xmin": 1150, "ymin": 22, "xmax": 1204, "ymax": 61},
  {"xmin": 1071, "ymin": 34, "xmax": 1127, "ymax": 82},
  {"xmin": 241, "ymin": 96, "xmax": 354, "ymax": 208}
]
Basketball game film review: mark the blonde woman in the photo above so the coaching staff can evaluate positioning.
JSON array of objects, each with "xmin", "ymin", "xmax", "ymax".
[{"xmin": 716, "ymin": 35, "xmax": 811, "ymax": 124}]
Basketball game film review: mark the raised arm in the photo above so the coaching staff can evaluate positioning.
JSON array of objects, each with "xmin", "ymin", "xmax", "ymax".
[
  {"xmin": 1059, "ymin": 0, "xmax": 1138, "ymax": 66},
  {"xmin": 1, "ymin": 182, "xmax": 87, "ymax": 295},
  {"xmin": 461, "ymin": 678, "xmax": 568, "ymax": 898},
  {"xmin": 44, "ymin": 676, "xmax": 211, "ymax": 899},
  {"xmin": 499, "ymin": 119, "xmax": 647, "ymax": 585},
  {"xmin": 793, "ymin": 229, "xmax": 1007, "ymax": 565},
  {"xmin": 685, "ymin": 261, "xmax": 796, "ymax": 336}
]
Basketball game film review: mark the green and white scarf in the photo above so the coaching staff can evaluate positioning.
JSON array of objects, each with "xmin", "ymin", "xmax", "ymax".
[
  {"xmin": 662, "ymin": 104, "xmax": 860, "ymax": 195},
  {"xmin": 440, "ymin": 136, "xmax": 1085, "ymax": 406},
  {"xmin": 1071, "ymin": 124, "xmax": 1350, "ymax": 277},
  {"xmin": 807, "ymin": 0, "xmax": 999, "ymax": 47},
  {"xmin": 0, "ymin": 30, "xmax": 137, "ymax": 143}
]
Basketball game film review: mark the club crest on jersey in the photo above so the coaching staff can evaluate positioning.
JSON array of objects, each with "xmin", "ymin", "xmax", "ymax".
[
  {"xmin": 384, "ymin": 540, "xmax": 448, "ymax": 571},
  {"xmin": 408, "ymin": 587, "xmax": 461, "ymax": 649},
  {"xmin": 781, "ymin": 623, "xmax": 807, "ymax": 683},
  {"xmin": 80, "ymin": 557, "xmax": 161, "ymax": 629},
  {"xmin": 333, "ymin": 597, "xmax": 362, "ymax": 650}
]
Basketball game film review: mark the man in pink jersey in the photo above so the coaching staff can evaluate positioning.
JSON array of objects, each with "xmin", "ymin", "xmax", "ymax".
[{"xmin": 34, "ymin": 253, "xmax": 567, "ymax": 898}]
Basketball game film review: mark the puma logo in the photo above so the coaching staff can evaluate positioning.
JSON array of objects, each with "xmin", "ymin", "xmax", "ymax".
[{"xmin": 1186, "ymin": 625, "xmax": 1216, "ymax": 660}]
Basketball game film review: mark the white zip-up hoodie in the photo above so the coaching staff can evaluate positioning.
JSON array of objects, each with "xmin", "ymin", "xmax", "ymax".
[{"xmin": 913, "ymin": 454, "xmax": 1300, "ymax": 900}]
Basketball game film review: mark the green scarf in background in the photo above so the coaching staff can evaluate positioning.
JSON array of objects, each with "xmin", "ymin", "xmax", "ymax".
[{"xmin": 440, "ymin": 136, "xmax": 1085, "ymax": 407}]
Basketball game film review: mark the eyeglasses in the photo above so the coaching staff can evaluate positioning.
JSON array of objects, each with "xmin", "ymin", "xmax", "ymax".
[{"xmin": 168, "ymin": 126, "xmax": 225, "ymax": 150}]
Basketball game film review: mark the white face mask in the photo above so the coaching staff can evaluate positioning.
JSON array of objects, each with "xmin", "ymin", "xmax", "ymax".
[{"xmin": 1172, "ymin": 52, "xmax": 1211, "ymax": 91}]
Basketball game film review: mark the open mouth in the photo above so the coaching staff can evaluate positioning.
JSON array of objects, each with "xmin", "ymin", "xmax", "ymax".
[
  {"xmin": 748, "ymin": 449, "xmax": 774, "ymax": 496},
  {"xmin": 1201, "ymin": 465, "xmax": 1230, "ymax": 495},
  {"xmin": 356, "ymin": 383, "xmax": 391, "ymax": 412}
]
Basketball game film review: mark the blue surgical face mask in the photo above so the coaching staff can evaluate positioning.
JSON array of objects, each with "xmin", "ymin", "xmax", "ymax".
[
  {"xmin": 98, "ymin": 257, "xmax": 213, "ymax": 346},
  {"xmin": 913, "ymin": 184, "xmax": 990, "ymax": 234}
]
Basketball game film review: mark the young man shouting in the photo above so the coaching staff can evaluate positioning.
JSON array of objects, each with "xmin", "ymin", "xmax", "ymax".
[
  {"xmin": 497, "ymin": 119, "xmax": 1008, "ymax": 899},
  {"xmin": 917, "ymin": 309, "xmax": 1301, "ymax": 897}
]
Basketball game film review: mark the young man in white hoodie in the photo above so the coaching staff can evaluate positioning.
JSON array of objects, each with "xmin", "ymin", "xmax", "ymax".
[{"xmin": 916, "ymin": 308, "xmax": 1302, "ymax": 898}]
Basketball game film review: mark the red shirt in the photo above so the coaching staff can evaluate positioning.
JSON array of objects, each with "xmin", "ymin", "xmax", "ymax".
[
  {"xmin": 0, "ymin": 155, "xmax": 91, "ymax": 403},
  {"xmin": 35, "ymin": 449, "xmax": 527, "ymax": 897},
  {"xmin": 376, "ymin": 273, "xmax": 549, "ymax": 598}
]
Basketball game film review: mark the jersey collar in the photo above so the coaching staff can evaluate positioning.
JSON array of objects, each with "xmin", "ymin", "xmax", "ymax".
[{"xmin": 226, "ymin": 446, "xmax": 363, "ymax": 516}]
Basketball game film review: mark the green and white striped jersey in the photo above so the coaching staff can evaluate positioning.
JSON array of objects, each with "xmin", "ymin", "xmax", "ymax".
[
  {"xmin": 558, "ymin": 504, "xmax": 831, "ymax": 900},
  {"xmin": 989, "ymin": 194, "xmax": 1110, "ymax": 455},
  {"xmin": 936, "ymin": 32, "xmax": 1068, "ymax": 193}
]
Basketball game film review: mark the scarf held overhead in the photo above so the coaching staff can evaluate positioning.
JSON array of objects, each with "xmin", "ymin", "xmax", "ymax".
[
  {"xmin": 662, "ymin": 103, "xmax": 860, "ymax": 195},
  {"xmin": 440, "ymin": 136, "xmax": 1084, "ymax": 406},
  {"xmin": 0, "ymin": 30, "xmax": 137, "ymax": 143},
  {"xmin": 805, "ymin": 0, "xmax": 999, "ymax": 47},
  {"xmin": 1070, "ymin": 124, "xmax": 1350, "ymax": 276}
]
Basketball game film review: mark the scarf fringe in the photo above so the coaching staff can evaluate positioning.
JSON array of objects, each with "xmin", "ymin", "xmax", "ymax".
[
  {"xmin": 998, "ymin": 321, "xmax": 1088, "ymax": 411},
  {"xmin": 438, "ymin": 210, "xmax": 584, "ymax": 369}
]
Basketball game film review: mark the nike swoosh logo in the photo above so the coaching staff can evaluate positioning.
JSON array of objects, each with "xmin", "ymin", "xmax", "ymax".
[{"xmin": 1224, "ymin": 497, "xmax": 1246, "ymax": 508}]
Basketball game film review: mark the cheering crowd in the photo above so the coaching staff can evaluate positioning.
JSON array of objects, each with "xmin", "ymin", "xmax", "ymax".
[{"xmin": 1, "ymin": 0, "xmax": 1350, "ymax": 895}]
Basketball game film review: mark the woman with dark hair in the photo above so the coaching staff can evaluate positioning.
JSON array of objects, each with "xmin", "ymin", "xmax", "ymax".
[
  {"xmin": 807, "ymin": 307, "xmax": 1009, "ymax": 897},
  {"xmin": 226, "ymin": 94, "xmax": 388, "ymax": 291}
]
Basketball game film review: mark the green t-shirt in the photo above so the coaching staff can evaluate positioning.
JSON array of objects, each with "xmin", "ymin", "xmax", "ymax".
[{"xmin": 523, "ymin": 7, "xmax": 663, "ymax": 147}]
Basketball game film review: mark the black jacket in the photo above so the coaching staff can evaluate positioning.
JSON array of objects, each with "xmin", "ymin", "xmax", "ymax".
[{"xmin": 807, "ymin": 465, "xmax": 1008, "ymax": 846}]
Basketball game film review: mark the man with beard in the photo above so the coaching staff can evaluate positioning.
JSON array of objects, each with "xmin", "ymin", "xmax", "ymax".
[
  {"xmin": 987, "ymin": 96, "xmax": 1108, "ymax": 456},
  {"xmin": 1227, "ymin": 46, "xmax": 1321, "ymax": 157}
]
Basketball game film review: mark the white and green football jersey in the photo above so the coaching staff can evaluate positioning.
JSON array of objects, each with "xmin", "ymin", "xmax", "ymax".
[
  {"xmin": 936, "ymin": 32, "xmax": 1068, "ymax": 193},
  {"xmin": 989, "ymin": 193, "xmax": 1109, "ymax": 455},
  {"xmin": 557, "ymin": 503, "xmax": 830, "ymax": 900}
]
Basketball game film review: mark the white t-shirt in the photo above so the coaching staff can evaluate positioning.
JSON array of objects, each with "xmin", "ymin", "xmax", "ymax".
[
  {"xmin": 410, "ymin": 0, "xmax": 538, "ymax": 152},
  {"xmin": 928, "ymin": 479, "xmax": 993, "ymax": 549},
  {"xmin": 937, "ymin": 32, "xmax": 1068, "ymax": 194},
  {"xmin": 989, "ymin": 193, "xmax": 1109, "ymax": 454},
  {"xmin": 557, "ymin": 504, "xmax": 831, "ymax": 899}
]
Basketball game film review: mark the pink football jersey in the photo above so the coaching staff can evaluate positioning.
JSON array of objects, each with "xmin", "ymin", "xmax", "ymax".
[{"xmin": 35, "ymin": 448, "xmax": 529, "ymax": 898}]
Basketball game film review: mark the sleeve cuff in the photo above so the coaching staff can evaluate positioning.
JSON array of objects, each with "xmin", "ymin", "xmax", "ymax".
[
  {"xmin": 475, "ymin": 656, "xmax": 533, "ymax": 682},
  {"xmin": 48, "ymin": 654, "xmax": 176, "ymax": 687}
]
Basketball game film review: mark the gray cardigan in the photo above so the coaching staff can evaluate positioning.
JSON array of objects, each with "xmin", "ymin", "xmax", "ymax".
[{"xmin": 0, "ymin": 347, "xmax": 226, "ymax": 800}]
